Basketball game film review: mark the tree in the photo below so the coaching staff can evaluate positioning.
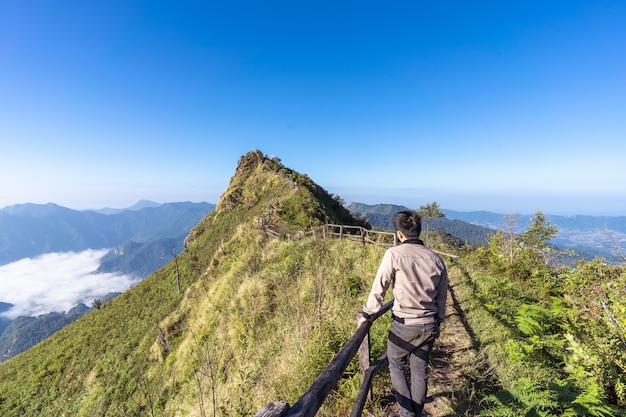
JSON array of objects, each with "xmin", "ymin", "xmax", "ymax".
[
  {"xmin": 520, "ymin": 209, "xmax": 558, "ymax": 264},
  {"xmin": 504, "ymin": 212, "xmax": 520, "ymax": 264},
  {"xmin": 521, "ymin": 210, "xmax": 557, "ymax": 248},
  {"xmin": 418, "ymin": 201, "xmax": 445, "ymax": 246}
]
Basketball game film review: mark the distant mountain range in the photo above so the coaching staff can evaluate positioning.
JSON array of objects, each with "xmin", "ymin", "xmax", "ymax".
[
  {"xmin": 348, "ymin": 202, "xmax": 626, "ymax": 262},
  {"xmin": 0, "ymin": 200, "xmax": 215, "ymax": 267},
  {"xmin": 5, "ymin": 199, "xmax": 621, "ymax": 269},
  {"xmin": 90, "ymin": 199, "xmax": 164, "ymax": 215}
]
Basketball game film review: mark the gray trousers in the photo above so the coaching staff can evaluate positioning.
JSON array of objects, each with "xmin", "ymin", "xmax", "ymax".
[{"xmin": 387, "ymin": 319, "xmax": 439, "ymax": 417}]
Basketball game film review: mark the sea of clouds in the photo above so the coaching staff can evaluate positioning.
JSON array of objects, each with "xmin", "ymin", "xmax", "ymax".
[{"xmin": 0, "ymin": 249, "xmax": 141, "ymax": 319}]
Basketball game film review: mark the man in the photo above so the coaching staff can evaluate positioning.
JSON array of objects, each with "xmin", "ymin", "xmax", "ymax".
[{"xmin": 358, "ymin": 210, "xmax": 448, "ymax": 417}]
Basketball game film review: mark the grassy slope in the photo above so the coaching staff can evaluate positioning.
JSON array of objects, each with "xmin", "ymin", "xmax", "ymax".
[{"xmin": 0, "ymin": 150, "xmax": 383, "ymax": 417}]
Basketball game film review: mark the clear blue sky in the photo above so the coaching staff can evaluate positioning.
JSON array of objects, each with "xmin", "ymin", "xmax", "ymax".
[{"xmin": 2, "ymin": 1, "xmax": 625, "ymax": 215}]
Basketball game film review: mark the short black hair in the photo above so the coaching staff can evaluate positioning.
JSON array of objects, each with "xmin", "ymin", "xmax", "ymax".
[{"xmin": 392, "ymin": 210, "xmax": 422, "ymax": 238}]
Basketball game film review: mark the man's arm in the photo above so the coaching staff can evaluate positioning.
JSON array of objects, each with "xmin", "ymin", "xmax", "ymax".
[
  {"xmin": 362, "ymin": 250, "xmax": 394, "ymax": 316},
  {"xmin": 436, "ymin": 266, "xmax": 448, "ymax": 323}
]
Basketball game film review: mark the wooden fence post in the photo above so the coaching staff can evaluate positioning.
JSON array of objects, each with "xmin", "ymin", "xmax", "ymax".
[
  {"xmin": 254, "ymin": 401, "xmax": 290, "ymax": 417},
  {"xmin": 357, "ymin": 329, "xmax": 371, "ymax": 399}
]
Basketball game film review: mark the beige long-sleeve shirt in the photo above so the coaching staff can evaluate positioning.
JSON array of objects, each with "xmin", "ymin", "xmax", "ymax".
[{"xmin": 363, "ymin": 240, "xmax": 448, "ymax": 323}]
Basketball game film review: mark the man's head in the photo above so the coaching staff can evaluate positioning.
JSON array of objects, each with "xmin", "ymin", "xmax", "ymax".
[{"xmin": 392, "ymin": 210, "xmax": 422, "ymax": 240}]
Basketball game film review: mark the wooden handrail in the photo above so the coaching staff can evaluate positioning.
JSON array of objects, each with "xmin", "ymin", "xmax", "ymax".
[
  {"xmin": 311, "ymin": 224, "xmax": 458, "ymax": 259},
  {"xmin": 254, "ymin": 301, "xmax": 393, "ymax": 417},
  {"xmin": 350, "ymin": 301, "xmax": 394, "ymax": 417},
  {"xmin": 351, "ymin": 352, "xmax": 388, "ymax": 417},
  {"xmin": 263, "ymin": 221, "xmax": 459, "ymax": 259}
]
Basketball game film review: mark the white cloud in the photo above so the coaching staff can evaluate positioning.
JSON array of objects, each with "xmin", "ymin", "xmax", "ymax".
[{"xmin": 0, "ymin": 250, "xmax": 140, "ymax": 319}]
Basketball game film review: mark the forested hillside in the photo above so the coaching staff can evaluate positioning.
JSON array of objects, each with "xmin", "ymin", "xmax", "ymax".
[
  {"xmin": 0, "ymin": 150, "xmax": 623, "ymax": 416},
  {"xmin": 351, "ymin": 202, "xmax": 623, "ymax": 262},
  {"xmin": 349, "ymin": 202, "xmax": 493, "ymax": 245}
]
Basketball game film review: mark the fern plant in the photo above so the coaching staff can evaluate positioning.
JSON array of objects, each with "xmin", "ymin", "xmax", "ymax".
[
  {"xmin": 480, "ymin": 377, "xmax": 559, "ymax": 417},
  {"xmin": 481, "ymin": 378, "xmax": 624, "ymax": 417}
]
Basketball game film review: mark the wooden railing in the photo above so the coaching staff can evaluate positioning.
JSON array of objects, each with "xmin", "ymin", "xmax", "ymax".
[
  {"xmin": 263, "ymin": 222, "xmax": 458, "ymax": 260},
  {"xmin": 254, "ymin": 301, "xmax": 394, "ymax": 417},
  {"xmin": 311, "ymin": 223, "xmax": 459, "ymax": 260},
  {"xmin": 310, "ymin": 224, "xmax": 398, "ymax": 247}
]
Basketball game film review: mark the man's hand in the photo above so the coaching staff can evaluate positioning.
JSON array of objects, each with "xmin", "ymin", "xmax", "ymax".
[{"xmin": 356, "ymin": 311, "xmax": 372, "ymax": 327}]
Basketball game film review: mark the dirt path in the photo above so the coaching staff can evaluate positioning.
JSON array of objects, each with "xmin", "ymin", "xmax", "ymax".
[{"xmin": 423, "ymin": 279, "xmax": 478, "ymax": 416}]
